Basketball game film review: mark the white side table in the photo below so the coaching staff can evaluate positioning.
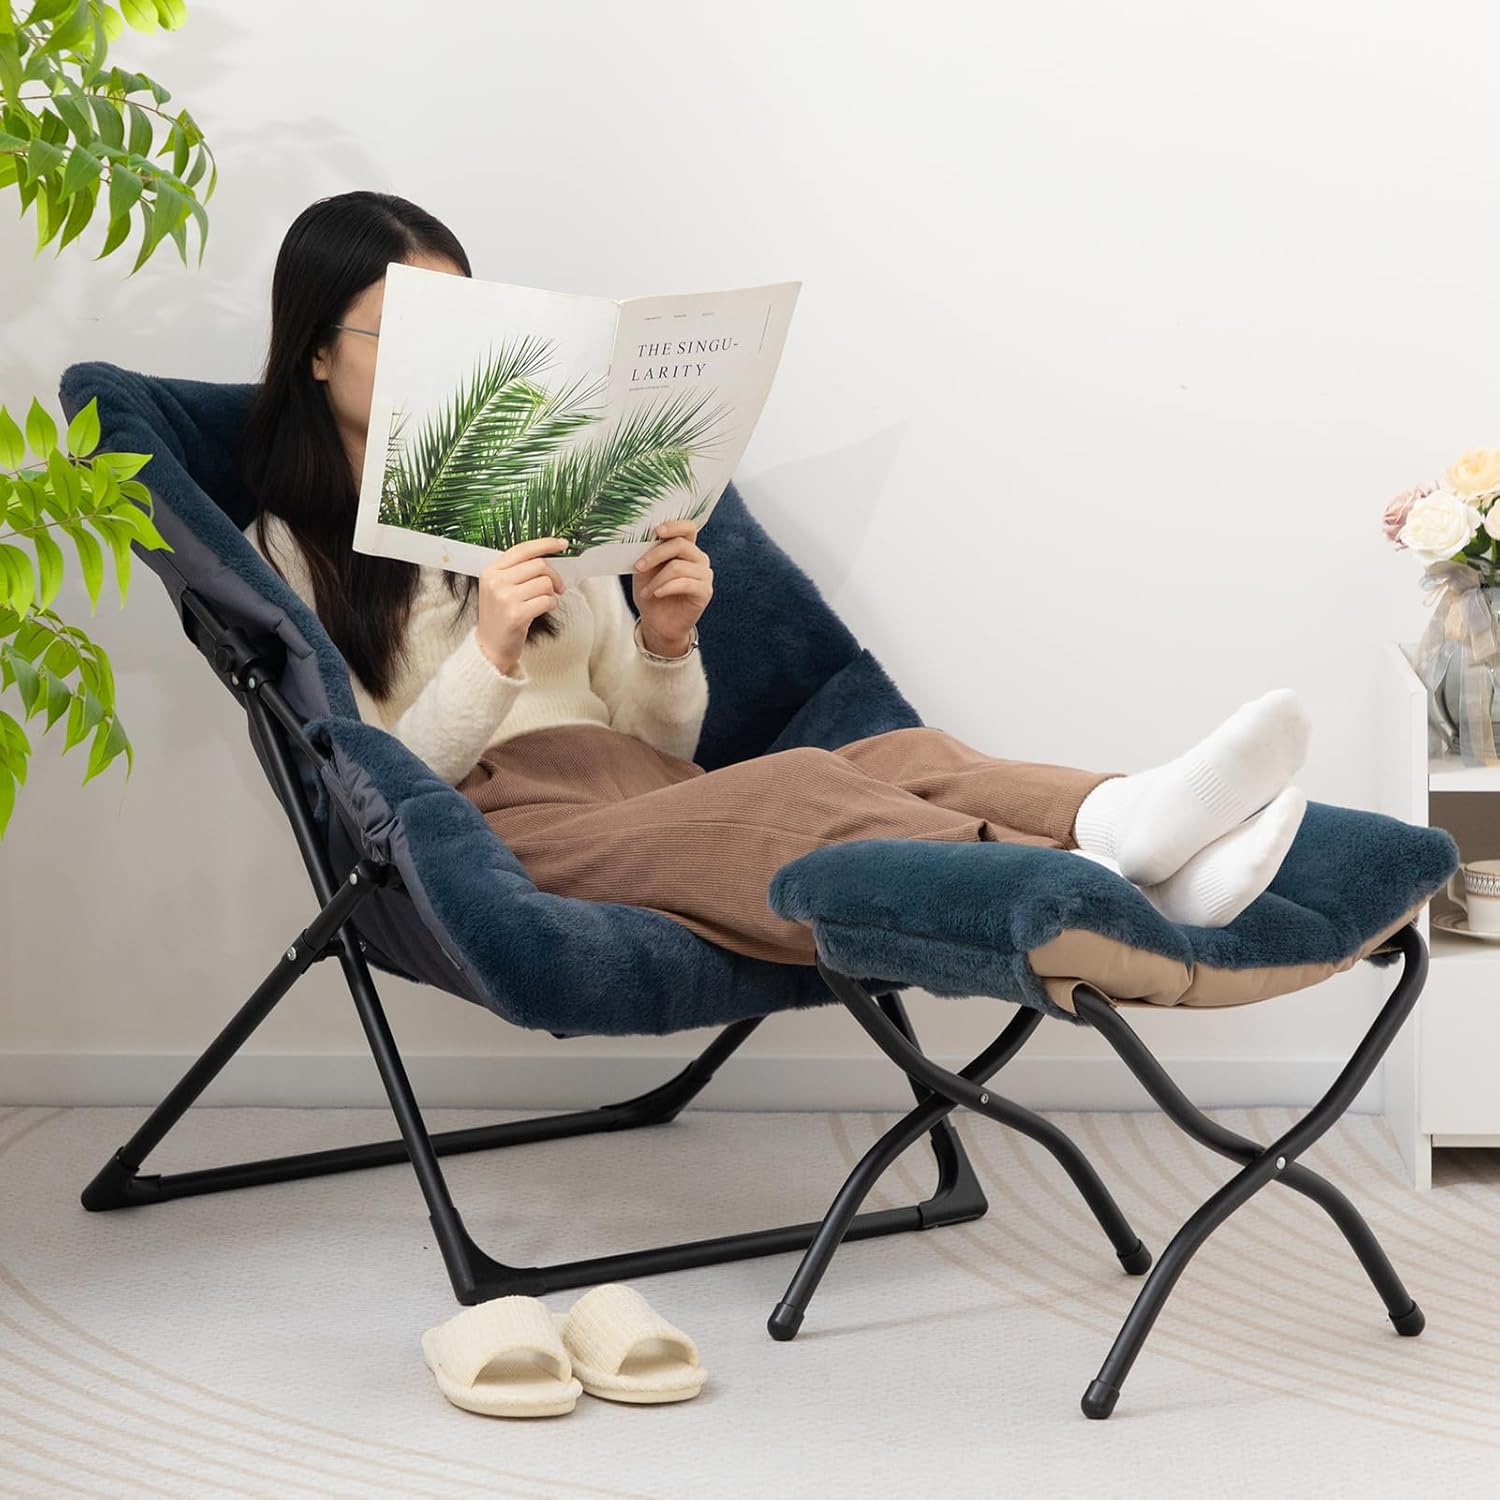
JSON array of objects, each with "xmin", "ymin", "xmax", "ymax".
[{"xmin": 1379, "ymin": 641, "xmax": 1500, "ymax": 1187}]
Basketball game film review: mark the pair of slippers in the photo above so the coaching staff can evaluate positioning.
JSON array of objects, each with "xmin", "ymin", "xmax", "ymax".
[{"xmin": 422, "ymin": 1282, "xmax": 707, "ymax": 1417}]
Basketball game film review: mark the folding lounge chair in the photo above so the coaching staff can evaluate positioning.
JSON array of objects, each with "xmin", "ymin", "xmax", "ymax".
[{"xmin": 60, "ymin": 362, "xmax": 1456, "ymax": 1419}]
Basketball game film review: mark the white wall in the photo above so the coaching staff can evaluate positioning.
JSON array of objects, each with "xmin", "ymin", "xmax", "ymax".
[{"xmin": 1, "ymin": 0, "xmax": 1483, "ymax": 1111}]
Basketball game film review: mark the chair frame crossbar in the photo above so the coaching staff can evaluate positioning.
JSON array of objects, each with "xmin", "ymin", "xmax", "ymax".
[{"xmin": 82, "ymin": 588, "xmax": 1429, "ymax": 1419}]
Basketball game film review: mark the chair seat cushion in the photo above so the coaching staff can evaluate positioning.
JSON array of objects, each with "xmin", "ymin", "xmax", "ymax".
[{"xmin": 767, "ymin": 803, "xmax": 1457, "ymax": 1020}]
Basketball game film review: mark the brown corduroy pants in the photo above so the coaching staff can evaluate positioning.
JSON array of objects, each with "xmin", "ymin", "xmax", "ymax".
[{"xmin": 456, "ymin": 723, "xmax": 1116, "ymax": 966}]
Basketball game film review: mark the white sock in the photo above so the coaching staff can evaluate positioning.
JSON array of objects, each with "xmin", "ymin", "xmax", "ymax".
[
  {"xmin": 1140, "ymin": 787, "xmax": 1307, "ymax": 926},
  {"xmin": 1071, "ymin": 688, "xmax": 1311, "ymax": 885},
  {"xmin": 1071, "ymin": 786, "xmax": 1307, "ymax": 928}
]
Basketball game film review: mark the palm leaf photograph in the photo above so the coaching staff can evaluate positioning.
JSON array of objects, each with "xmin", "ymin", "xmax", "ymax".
[
  {"xmin": 379, "ymin": 337, "xmax": 605, "ymax": 542},
  {"xmin": 475, "ymin": 388, "xmax": 731, "ymax": 555}
]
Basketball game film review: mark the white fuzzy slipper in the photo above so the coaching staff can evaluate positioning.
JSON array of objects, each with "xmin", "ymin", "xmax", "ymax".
[
  {"xmin": 422, "ymin": 1295, "xmax": 582, "ymax": 1417},
  {"xmin": 552, "ymin": 1284, "xmax": 707, "ymax": 1404}
]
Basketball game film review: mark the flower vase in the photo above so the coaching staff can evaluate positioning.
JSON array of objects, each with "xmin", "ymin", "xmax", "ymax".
[{"xmin": 1423, "ymin": 583, "xmax": 1500, "ymax": 764}]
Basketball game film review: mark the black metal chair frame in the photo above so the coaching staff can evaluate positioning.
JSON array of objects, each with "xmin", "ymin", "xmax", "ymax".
[{"xmin": 81, "ymin": 589, "xmax": 1431, "ymax": 1420}]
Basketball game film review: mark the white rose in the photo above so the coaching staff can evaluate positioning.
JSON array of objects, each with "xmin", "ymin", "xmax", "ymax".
[{"xmin": 1398, "ymin": 489, "xmax": 1484, "ymax": 561}]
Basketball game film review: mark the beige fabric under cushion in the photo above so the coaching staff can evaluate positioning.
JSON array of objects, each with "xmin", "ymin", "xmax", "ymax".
[{"xmin": 1029, "ymin": 899, "xmax": 1425, "ymax": 1016}]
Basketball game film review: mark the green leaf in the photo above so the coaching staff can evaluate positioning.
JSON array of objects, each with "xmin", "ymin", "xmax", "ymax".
[
  {"xmin": 120, "ymin": 0, "xmax": 158, "ymax": 31},
  {"xmin": 12, "ymin": 619, "xmax": 50, "ymax": 662},
  {"xmin": 89, "ymin": 454, "xmax": 121, "ymax": 508},
  {"xmin": 0, "ymin": 766, "xmax": 12, "ymax": 838},
  {"xmin": 62, "ymin": 523, "xmax": 103, "ymax": 609},
  {"xmin": 24, "ymin": 135, "xmax": 66, "ymax": 183},
  {"xmin": 52, "ymin": 92, "xmax": 93, "ymax": 142},
  {"xmin": 97, "ymin": 212, "xmax": 131, "ymax": 261},
  {"xmin": 128, "ymin": 199, "xmax": 159, "ymax": 271},
  {"xmin": 60, "ymin": 141, "xmax": 102, "ymax": 195},
  {"xmin": 62, "ymin": 688, "xmax": 85, "ymax": 749},
  {"xmin": 100, "ymin": 4, "xmax": 123, "ymax": 40},
  {"xmin": 0, "ymin": 37, "xmax": 21, "ymax": 103},
  {"xmin": 26, "ymin": 0, "xmax": 82, "ymax": 26},
  {"xmin": 49, "ymin": 4, "xmax": 92, "ymax": 50},
  {"xmin": 42, "ymin": 666, "xmax": 71, "ymax": 728},
  {"xmin": 84, "ymin": 640, "xmax": 113, "ymax": 706},
  {"xmin": 33, "ymin": 530, "xmax": 64, "ymax": 608},
  {"xmin": 0, "ymin": 407, "xmax": 23, "ymax": 469},
  {"xmin": 56, "ymin": 174, "xmax": 97, "ymax": 250},
  {"xmin": 82, "ymin": 713, "xmax": 129, "ymax": 783},
  {"xmin": 41, "ymin": 633, "xmax": 79, "ymax": 676},
  {"xmin": 114, "ymin": 501, "xmax": 169, "ymax": 551},
  {"xmin": 31, "ymin": 473, "xmax": 68, "ymax": 523},
  {"xmin": 65, "ymin": 396, "xmax": 100, "ymax": 458},
  {"xmin": 46, "ymin": 447, "xmax": 82, "ymax": 511},
  {"xmin": 96, "ymin": 450, "xmax": 148, "ymax": 480},
  {"xmin": 152, "ymin": 178, "xmax": 188, "ymax": 230},
  {"xmin": 90, "ymin": 95, "xmax": 123, "ymax": 150},
  {"xmin": 159, "ymin": 118, "xmax": 183, "ymax": 175},
  {"xmin": 183, "ymin": 191, "xmax": 207, "ymax": 263},
  {"xmin": 6, "ymin": 649, "xmax": 41, "ymax": 716},
  {"xmin": 0, "ymin": 543, "xmax": 35, "ymax": 614},
  {"xmin": 154, "ymin": 0, "xmax": 186, "ymax": 27},
  {"xmin": 24, "ymin": 398, "xmax": 57, "ymax": 460},
  {"xmin": 33, "ymin": 173, "xmax": 67, "ymax": 251},
  {"xmin": 107, "ymin": 163, "xmax": 142, "ymax": 223},
  {"xmin": 94, "ymin": 514, "xmax": 134, "ymax": 599},
  {"xmin": 125, "ymin": 101, "xmax": 151, "ymax": 157}
]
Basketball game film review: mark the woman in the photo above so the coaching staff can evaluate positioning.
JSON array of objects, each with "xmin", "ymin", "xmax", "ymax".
[{"xmin": 242, "ymin": 191, "xmax": 1310, "ymax": 965}]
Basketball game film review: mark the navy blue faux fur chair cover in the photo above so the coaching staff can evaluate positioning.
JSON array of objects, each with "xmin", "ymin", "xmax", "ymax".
[{"xmin": 60, "ymin": 362, "xmax": 1456, "ymax": 1037}]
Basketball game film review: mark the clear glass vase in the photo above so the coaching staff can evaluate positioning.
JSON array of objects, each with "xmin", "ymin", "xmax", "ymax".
[{"xmin": 1426, "ymin": 583, "xmax": 1500, "ymax": 764}]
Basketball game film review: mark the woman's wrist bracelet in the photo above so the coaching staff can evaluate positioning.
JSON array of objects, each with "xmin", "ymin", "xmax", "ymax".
[{"xmin": 634, "ymin": 618, "xmax": 699, "ymax": 662}]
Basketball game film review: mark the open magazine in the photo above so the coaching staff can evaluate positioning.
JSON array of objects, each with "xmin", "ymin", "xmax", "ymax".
[{"xmin": 353, "ymin": 263, "xmax": 800, "ymax": 581}]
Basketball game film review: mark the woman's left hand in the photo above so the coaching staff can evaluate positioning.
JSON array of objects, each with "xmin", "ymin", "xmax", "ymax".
[{"xmin": 632, "ymin": 520, "xmax": 712, "ymax": 656}]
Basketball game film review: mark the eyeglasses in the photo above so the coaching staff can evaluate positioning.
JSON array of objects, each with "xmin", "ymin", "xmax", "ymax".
[{"xmin": 332, "ymin": 323, "xmax": 380, "ymax": 340}]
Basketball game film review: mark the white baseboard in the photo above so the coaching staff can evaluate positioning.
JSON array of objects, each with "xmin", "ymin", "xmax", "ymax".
[{"xmin": 0, "ymin": 1051, "xmax": 1382, "ymax": 1113}]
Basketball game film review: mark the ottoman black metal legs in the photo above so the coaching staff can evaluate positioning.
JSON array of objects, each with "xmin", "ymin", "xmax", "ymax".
[{"xmin": 780, "ymin": 923, "xmax": 1428, "ymax": 1420}]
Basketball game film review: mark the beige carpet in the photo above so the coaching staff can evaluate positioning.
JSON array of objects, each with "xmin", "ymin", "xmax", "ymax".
[{"xmin": 1, "ymin": 1102, "xmax": 1498, "ymax": 1499}]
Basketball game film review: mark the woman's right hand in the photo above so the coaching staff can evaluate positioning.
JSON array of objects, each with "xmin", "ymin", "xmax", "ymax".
[{"xmin": 474, "ymin": 537, "xmax": 567, "ymax": 675}]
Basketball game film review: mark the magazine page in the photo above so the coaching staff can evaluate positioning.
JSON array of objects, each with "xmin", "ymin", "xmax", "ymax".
[
  {"xmin": 353, "ymin": 266, "xmax": 799, "ymax": 582},
  {"xmin": 572, "ymin": 278, "xmax": 801, "ymax": 579},
  {"xmin": 353, "ymin": 261, "xmax": 619, "ymax": 577}
]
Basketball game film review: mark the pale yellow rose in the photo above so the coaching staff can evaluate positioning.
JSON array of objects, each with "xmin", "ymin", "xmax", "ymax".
[
  {"xmin": 1398, "ymin": 489, "xmax": 1484, "ymax": 561},
  {"xmin": 1445, "ymin": 447, "xmax": 1500, "ymax": 500}
]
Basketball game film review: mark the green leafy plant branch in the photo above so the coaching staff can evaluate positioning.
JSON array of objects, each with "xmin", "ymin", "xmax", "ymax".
[
  {"xmin": 0, "ymin": 394, "xmax": 171, "ymax": 832},
  {"xmin": 0, "ymin": 0, "xmax": 211, "ymax": 837},
  {"xmin": 2, "ymin": 1, "xmax": 216, "ymax": 267}
]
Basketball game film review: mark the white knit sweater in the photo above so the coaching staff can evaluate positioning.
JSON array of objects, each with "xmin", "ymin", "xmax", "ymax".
[{"xmin": 244, "ymin": 515, "xmax": 709, "ymax": 784}]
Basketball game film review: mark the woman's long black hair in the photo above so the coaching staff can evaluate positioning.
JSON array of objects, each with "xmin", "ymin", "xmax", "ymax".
[{"xmin": 240, "ymin": 190, "xmax": 553, "ymax": 700}]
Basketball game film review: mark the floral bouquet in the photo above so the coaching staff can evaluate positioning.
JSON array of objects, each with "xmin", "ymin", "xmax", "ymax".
[{"xmin": 1387, "ymin": 449, "xmax": 1500, "ymax": 762}]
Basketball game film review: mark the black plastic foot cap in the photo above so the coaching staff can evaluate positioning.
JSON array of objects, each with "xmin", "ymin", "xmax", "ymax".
[
  {"xmin": 1081, "ymin": 1379, "xmax": 1120, "ymax": 1420},
  {"xmin": 767, "ymin": 1301, "xmax": 804, "ymax": 1342},
  {"xmin": 1391, "ymin": 1302, "xmax": 1426, "ymax": 1337},
  {"xmin": 1117, "ymin": 1241, "xmax": 1153, "ymax": 1276},
  {"xmin": 80, "ymin": 1151, "xmax": 145, "ymax": 1212}
]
